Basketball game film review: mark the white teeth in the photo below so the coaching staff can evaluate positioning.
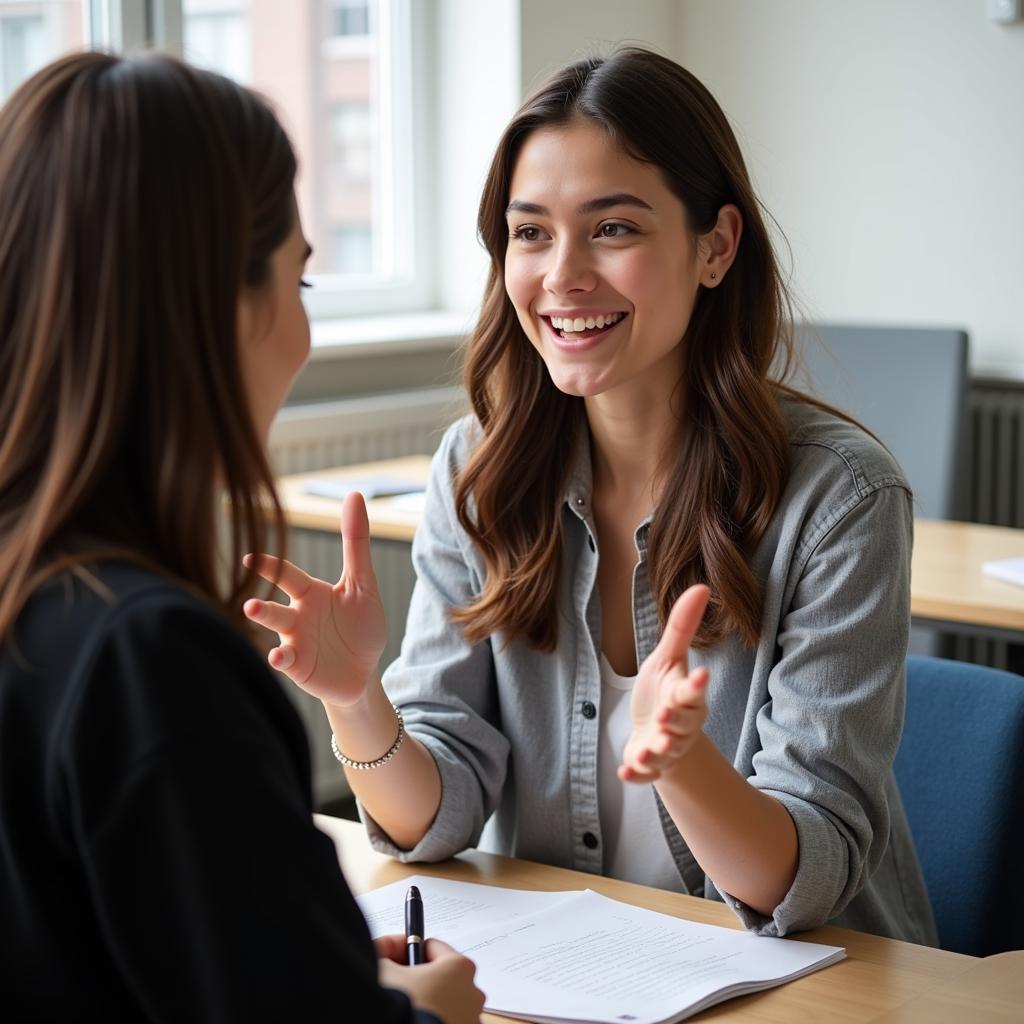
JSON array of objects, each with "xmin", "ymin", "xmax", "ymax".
[{"xmin": 549, "ymin": 312, "xmax": 624, "ymax": 333}]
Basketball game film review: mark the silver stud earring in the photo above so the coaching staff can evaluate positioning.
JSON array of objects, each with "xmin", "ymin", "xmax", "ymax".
[{"xmin": 709, "ymin": 271, "xmax": 717, "ymax": 281}]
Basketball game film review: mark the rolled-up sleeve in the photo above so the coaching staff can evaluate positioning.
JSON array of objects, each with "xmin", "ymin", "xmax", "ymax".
[
  {"xmin": 360, "ymin": 422, "xmax": 509, "ymax": 862},
  {"xmin": 716, "ymin": 482, "xmax": 912, "ymax": 936}
]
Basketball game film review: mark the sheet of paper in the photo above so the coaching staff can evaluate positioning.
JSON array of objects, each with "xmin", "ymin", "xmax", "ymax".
[
  {"xmin": 456, "ymin": 890, "xmax": 845, "ymax": 1024},
  {"xmin": 982, "ymin": 556, "xmax": 1024, "ymax": 587},
  {"xmin": 387, "ymin": 490, "xmax": 427, "ymax": 514},
  {"xmin": 356, "ymin": 875, "xmax": 578, "ymax": 947},
  {"xmin": 303, "ymin": 475, "xmax": 425, "ymax": 501}
]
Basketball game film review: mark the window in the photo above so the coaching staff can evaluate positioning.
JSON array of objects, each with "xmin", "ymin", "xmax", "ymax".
[
  {"xmin": 331, "ymin": 224, "xmax": 373, "ymax": 275},
  {"xmin": 183, "ymin": 5, "xmax": 248, "ymax": 84},
  {"xmin": 328, "ymin": 0, "xmax": 368, "ymax": 39},
  {"xmin": 0, "ymin": 1, "xmax": 85, "ymax": 104},
  {"xmin": 330, "ymin": 101, "xmax": 373, "ymax": 184},
  {"xmin": 180, "ymin": 0, "xmax": 429, "ymax": 318},
  {"xmin": 0, "ymin": 0, "xmax": 432, "ymax": 322}
]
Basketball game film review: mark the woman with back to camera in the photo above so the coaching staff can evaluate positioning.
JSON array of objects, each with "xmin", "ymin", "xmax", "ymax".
[
  {"xmin": 248, "ymin": 48, "xmax": 937, "ymax": 945},
  {"xmin": 0, "ymin": 51, "xmax": 484, "ymax": 1023}
]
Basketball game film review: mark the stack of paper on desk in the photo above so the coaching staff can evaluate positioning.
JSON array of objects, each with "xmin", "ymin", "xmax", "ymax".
[
  {"xmin": 303, "ymin": 475, "xmax": 425, "ymax": 502},
  {"xmin": 982, "ymin": 557, "xmax": 1024, "ymax": 588},
  {"xmin": 357, "ymin": 876, "xmax": 845, "ymax": 1024}
]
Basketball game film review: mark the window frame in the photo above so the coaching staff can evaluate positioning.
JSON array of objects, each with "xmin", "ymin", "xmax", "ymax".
[
  {"xmin": 142, "ymin": 0, "xmax": 435, "ymax": 321},
  {"xmin": 4, "ymin": 1, "xmax": 443, "ymax": 334}
]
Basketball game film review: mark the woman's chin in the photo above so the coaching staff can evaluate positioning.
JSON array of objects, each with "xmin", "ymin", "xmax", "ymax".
[{"xmin": 546, "ymin": 367, "xmax": 613, "ymax": 399}]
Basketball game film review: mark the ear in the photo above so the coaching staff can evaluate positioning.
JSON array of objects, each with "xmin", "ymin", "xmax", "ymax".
[{"xmin": 698, "ymin": 204, "xmax": 742, "ymax": 288}]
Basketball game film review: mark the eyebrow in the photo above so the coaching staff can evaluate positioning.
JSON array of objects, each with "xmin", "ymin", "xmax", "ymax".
[{"xmin": 505, "ymin": 192, "xmax": 654, "ymax": 217}]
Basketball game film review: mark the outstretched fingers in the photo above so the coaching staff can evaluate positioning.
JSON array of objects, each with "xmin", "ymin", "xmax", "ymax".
[
  {"xmin": 340, "ymin": 491, "xmax": 379, "ymax": 591},
  {"xmin": 654, "ymin": 584, "xmax": 710, "ymax": 667},
  {"xmin": 267, "ymin": 644, "xmax": 297, "ymax": 672},
  {"xmin": 243, "ymin": 552, "xmax": 314, "ymax": 601},
  {"xmin": 656, "ymin": 666, "xmax": 710, "ymax": 736},
  {"xmin": 243, "ymin": 598, "xmax": 299, "ymax": 635}
]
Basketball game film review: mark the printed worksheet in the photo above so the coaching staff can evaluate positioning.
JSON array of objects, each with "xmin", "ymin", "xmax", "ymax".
[
  {"xmin": 356, "ymin": 875, "xmax": 577, "ymax": 947},
  {"xmin": 456, "ymin": 889, "xmax": 844, "ymax": 1024}
]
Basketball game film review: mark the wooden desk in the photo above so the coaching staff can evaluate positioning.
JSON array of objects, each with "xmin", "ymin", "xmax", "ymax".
[
  {"xmin": 314, "ymin": 815, "xmax": 1024, "ymax": 1023},
  {"xmin": 911, "ymin": 519, "xmax": 1024, "ymax": 640},
  {"xmin": 277, "ymin": 456, "xmax": 430, "ymax": 543},
  {"xmin": 278, "ymin": 459, "xmax": 1024, "ymax": 641}
]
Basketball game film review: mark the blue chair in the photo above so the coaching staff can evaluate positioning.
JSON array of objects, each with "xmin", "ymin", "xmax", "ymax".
[{"xmin": 894, "ymin": 656, "xmax": 1024, "ymax": 955}]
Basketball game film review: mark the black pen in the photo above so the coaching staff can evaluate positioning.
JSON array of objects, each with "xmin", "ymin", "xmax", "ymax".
[{"xmin": 405, "ymin": 885, "xmax": 425, "ymax": 966}]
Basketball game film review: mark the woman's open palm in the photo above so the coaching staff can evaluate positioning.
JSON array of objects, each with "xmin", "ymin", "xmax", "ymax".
[
  {"xmin": 243, "ymin": 492, "xmax": 387, "ymax": 707},
  {"xmin": 620, "ymin": 584, "xmax": 711, "ymax": 783}
]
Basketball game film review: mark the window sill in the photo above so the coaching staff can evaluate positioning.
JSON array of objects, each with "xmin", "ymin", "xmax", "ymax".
[{"xmin": 309, "ymin": 309, "xmax": 473, "ymax": 361}]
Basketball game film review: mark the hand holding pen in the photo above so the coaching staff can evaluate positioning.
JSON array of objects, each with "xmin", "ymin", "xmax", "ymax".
[
  {"xmin": 405, "ymin": 885, "xmax": 425, "ymax": 966},
  {"xmin": 374, "ymin": 909, "xmax": 485, "ymax": 1024}
]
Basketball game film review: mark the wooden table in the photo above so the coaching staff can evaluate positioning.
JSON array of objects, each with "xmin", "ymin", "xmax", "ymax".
[
  {"xmin": 277, "ymin": 456, "xmax": 430, "ymax": 543},
  {"xmin": 314, "ymin": 815, "xmax": 1024, "ymax": 1023},
  {"xmin": 911, "ymin": 519, "xmax": 1024, "ymax": 641},
  {"xmin": 277, "ymin": 458, "xmax": 1024, "ymax": 641}
]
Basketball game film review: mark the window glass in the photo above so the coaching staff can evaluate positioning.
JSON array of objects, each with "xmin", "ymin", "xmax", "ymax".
[
  {"xmin": 328, "ymin": 0, "xmax": 368, "ymax": 39},
  {"xmin": 184, "ymin": 0, "xmax": 401, "ymax": 290},
  {"xmin": 0, "ymin": 1, "xmax": 85, "ymax": 104}
]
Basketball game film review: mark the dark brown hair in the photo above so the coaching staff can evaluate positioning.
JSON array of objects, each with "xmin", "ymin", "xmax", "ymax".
[
  {"xmin": 0, "ymin": 51, "xmax": 296, "ymax": 637},
  {"xmin": 453, "ymin": 47, "xmax": 803, "ymax": 651}
]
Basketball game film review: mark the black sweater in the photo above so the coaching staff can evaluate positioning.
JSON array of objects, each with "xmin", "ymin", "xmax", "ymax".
[{"xmin": 0, "ymin": 562, "xmax": 438, "ymax": 1023}]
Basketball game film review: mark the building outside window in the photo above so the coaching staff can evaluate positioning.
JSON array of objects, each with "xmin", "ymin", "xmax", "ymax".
[
  {"xmin": 182, "ymin": 0, "xmax": 420, "ymax": 314},
  {"xmin": 183, "ymin": 3, "xmax": 249, "ymax": 85},
  {"xmin": 327, "ymin": 0, "xmax": 368, "ymax": 39},
  {"xmin": 0, "ymin": 0, "xmax": 426, "ymax": 319},
  {"xmin": 330, "ymin": 100, "xmax": 373, "ymax": 186}
]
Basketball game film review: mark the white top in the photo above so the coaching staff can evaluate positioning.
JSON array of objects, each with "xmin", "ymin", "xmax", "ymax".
[{"xmin": 597, "ymin": 653, "xmax": 682, "ymax": 891}]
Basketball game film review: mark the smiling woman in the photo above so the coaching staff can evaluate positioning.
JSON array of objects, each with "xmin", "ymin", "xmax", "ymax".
[
  {"xmin": 504, "ymin": 121, "xmax": 726, "ymax": 421},
  {"xmin": 245, "ymin": 47, "xmax": 938, "ymax": 953}
]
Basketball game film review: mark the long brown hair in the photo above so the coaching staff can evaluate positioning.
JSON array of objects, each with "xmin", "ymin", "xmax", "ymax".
[
  {"xmin": 454, "ymin": 47, "xmax": 801, "ymax": 651},
  {"xmin": 0, "ymin": 52, "xmax": 296, "ymax": 638}
]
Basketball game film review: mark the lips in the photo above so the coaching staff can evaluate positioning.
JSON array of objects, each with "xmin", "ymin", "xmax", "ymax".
[{"xmin": 540, "ymin": 312, "xmax": 628, "ymax": 350}]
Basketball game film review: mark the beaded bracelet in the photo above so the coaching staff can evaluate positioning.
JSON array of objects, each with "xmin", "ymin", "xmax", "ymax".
[{"xmin": 330, "ymin": 704, "xmax": 405, "ymax": 770}]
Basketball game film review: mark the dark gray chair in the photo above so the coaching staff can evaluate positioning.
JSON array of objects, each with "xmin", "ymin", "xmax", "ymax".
[
  {"xmin": 792, "ymin": 323, "xmax": 968, "ymax": 520},
  {"xmin": 790, "ymin": 324, "xmax": 969, "ymax": 656}
]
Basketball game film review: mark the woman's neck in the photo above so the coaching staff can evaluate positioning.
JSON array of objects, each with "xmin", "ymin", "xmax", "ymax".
[{"xmin": 585, "ymin": 384, "xmax": 681, "ymax": 508}]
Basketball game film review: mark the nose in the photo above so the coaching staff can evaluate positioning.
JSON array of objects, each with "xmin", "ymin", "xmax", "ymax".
[{"xmin": 543, "ymin": 236, "xmax": 597, "ymax": 296}]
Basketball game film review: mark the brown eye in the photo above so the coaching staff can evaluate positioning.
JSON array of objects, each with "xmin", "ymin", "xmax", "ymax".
[{"xmin": 510, "ymin": 224, "xmax": 546, "ymax": 242}]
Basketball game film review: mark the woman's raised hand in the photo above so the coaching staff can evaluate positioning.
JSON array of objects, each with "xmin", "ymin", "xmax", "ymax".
[
  {"xmin": 619, "ymin": 584, "xmax": 711, "ymax": 784},
  {"xmin": 243, "ymin": 491, "xmax": 387, "ymax": 707}
]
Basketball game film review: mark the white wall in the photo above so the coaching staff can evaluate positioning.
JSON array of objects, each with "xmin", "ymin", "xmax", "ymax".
[
  {"xmin": 518, "ymin": 0, "xmax": 677, "ymax": 93},
  {"xmin": 673, "ymin": 0, "xmax": 1024, "ymax": 379}
]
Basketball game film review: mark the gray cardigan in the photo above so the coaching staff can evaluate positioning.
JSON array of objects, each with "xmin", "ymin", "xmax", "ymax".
[{"xmin": 362, "ymin": 399, "xmax": 938, "ymax": 945}]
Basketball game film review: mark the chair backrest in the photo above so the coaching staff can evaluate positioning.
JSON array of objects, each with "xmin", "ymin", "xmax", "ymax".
[
  {"xmin": 791, "ymin": 324, "xmax": 968, "ymax": 519},
  {"xmin": 895, "ymin": 656, "xmax": 1024, "ymax": 955}
]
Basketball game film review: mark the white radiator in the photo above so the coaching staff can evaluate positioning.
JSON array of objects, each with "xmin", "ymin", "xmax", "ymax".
[{"xmin": 268, "ymin": 386, "xmax": 466, "ymax": 806}]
